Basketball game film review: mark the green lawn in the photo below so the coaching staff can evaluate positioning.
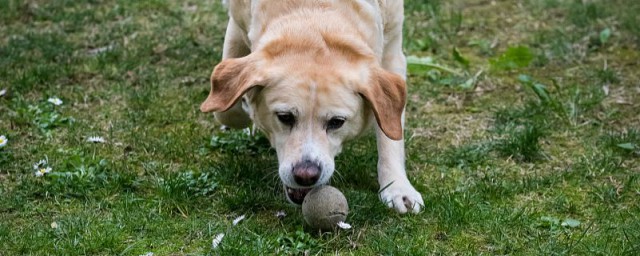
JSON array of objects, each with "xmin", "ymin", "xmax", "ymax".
[{"xmin": 1, "ymin": 0, "xmax": 639, "ymax": 255}]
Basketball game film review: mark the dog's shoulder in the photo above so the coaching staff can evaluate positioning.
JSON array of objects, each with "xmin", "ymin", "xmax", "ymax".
[
  {"xmin": 376, "ymin": 0, "xmax": 404, "ymax": 32},
  {"xmin": 225, "ymin": 0, "xmax": 251, "ymax": 31},
  {"xmin": 225, "ymin": 0, "xmax": 403, "ymax": 41}
]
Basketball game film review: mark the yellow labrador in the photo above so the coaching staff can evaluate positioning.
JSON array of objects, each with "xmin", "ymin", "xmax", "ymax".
[{"xmin": 201, "ymin": 0, "xmax": 423, "ymax": 213}]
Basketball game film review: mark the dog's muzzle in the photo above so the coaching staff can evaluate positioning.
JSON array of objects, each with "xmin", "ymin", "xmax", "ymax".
[{"xmin": 284, "ymin": 160, "xmax": 323, "ymax": 204}]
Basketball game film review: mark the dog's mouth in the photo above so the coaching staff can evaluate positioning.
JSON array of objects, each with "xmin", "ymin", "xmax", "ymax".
[{"xmin": 285, "ymin": 186, "xmax": 313, "ymax": 205}]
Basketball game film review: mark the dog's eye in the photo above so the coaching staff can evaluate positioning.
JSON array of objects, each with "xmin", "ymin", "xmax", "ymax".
[
  {"xmin": 327, "ymin": 117, "xmax": 345, "ymax": 130},
  {"xmin": 276, "ymin": 112, "xmax": 296, "ymax": 126}
]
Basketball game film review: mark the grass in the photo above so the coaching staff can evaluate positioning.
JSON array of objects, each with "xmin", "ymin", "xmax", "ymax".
[{"xmin": 1, "ymin": 0, "xmax": 639, "ymax": 254}]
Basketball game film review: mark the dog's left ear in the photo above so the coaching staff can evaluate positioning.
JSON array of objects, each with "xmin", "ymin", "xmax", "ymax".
[
  {"xmin": 359, "ymin": 69, "xmax": 406, "ymax": 140},
  {"xmin": 200, "ymin": 55, "xmax": 264, "ymax": 113}
]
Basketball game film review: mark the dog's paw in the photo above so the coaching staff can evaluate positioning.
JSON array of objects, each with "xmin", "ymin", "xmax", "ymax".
[{"xmin": 379, "ymin": 180, "xmax": 424, "ymax": 214}]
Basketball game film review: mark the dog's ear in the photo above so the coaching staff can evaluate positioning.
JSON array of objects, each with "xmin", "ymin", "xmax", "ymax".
[
  {"xmin": 200, "ymin": 55, "xmax": 264, "ymax": 113},
  {"xmin": 359, "ymin": 69, "xmax": 406, "ymax": 140}
]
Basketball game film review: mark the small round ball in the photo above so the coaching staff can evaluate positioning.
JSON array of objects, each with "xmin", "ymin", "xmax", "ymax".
[{"xmin": 302, "ymin": 185, "xmax": 349, "ymax": 230}]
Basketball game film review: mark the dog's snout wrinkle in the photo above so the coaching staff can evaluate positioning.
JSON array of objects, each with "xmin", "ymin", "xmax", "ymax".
[{"xmin": 292, "ymin": 160, "xmax": 321, "ymax": 186}]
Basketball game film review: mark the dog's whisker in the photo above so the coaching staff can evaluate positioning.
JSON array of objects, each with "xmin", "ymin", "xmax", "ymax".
[
  {"xmin": 259, "ymin": 165, "xmax": 279, "ymax": 182},
  {"xmin": 333, "ymin": 171, "xmax": 348, "ymax": 186},
  {"xmin": 331, "ymin": 160, "xmax": 349, "ymax": 185},
  {"xmin": 260, "ymin": 168, "xmax": 285, "ymax": 196}
]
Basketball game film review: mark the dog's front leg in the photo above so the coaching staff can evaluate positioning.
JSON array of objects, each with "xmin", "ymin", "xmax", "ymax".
[
  {"xmin": 376, "ymin": 122, "xmax": 424, "ymax": 214},
  {"xmin": 377, "ymin": 13, "xmax": 424, "ymax": 212}
]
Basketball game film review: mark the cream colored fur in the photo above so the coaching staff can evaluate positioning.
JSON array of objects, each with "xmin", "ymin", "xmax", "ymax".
[{"xmin": 201, "ymin": 0, "xmax": 423, "ymax": 213}]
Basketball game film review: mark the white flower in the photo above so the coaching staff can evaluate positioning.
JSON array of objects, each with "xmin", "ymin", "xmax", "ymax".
[
  {"xmin": 86, "ymin": 136, "xmax": 106, "ymax": 143},
  {"xmin": 35, "ymin": 167, "xmax": 52, "ymax": 177},
  {"xmin": 138, "ymin": 253, "xmax": 154, "ymax": 256},
  {"xmin": 232, "ymin": 215, "xmax": 245, "ymax": 226},
  {"xmin": 212, "ymin": 233, "xmax": 225, "ymax": 249},
  {"xmin": 0, "ymin": 135, "xmax": 7, "ymax": 147},
  {"xmin": 0, "ymin": 88, "xmax": 6, "ymax": 96},
  {"xmin": 33, "ymin": 159, "xmax": 48, "ymax": 170},
  {"xmin": 47, "ymin": 97, "xmax": 63, "ymax": 106},
  {"xmin": 337, "ymin": 221, "xmax": 352, "ymax": 230}
]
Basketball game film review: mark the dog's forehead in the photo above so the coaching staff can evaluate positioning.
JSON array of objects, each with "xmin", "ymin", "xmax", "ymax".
[{"xmin": 262, "ymin": 73, "xmax": 362, "ymax": 115}]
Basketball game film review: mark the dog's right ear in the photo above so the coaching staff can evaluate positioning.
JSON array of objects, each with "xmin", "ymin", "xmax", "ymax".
[
  {"xmin": 358, "ymin": 68, "xmax": 406, "ymax": 140},
  {"xmin": 200, "ymin": 55, "xmax": 264, "ymax": 113}
]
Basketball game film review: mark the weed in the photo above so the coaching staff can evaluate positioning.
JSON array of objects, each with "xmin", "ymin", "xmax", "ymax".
[
  {"xmin": 275, "ymin": 229, "xmax": 322, "ymax": 255},
  {"xmin": 567, "ymin": 1, "xmax": 607, "ymax": 28},
  {"xmin": 11, "ymin": 97, "xmax": 75, "ymax": 134},
  {"xmin": 514, "ymin": 75, "xmax": 605, "ymax": 127},
  {"xmin": 595, "ymin": 67, "xmax": 619, "ymax": 85},
  {"xmin": 468, "ymin": 39, "xmax": 495, "ymax": 56},
  {"xmin": 572, "ymin": 151, "xmax": 625, "ymax": 181},
  {"xmin": 439, "ymin": 143, "xmax": 491, "ymax": 169},
  {"xmin": 156, "ymin": 170, "xmax": 218, "ymax": 208},
  {"xmin": 35, "ymin": 152, "xmax": 138, "ymax": 199},
  {"xmin": 494, "ymin": 124, "xmax": 546, "ymax": 162},
  {"xmin": 531, "ymin": 29, "xmax": 576, "ymax": 64},
  {"xmin": 407, "ymin": 54, "xmax": 482, "ymax": 91},
  {"xmin": 490, "ymin": 46, "xmax": 534, "ymax": 71},
  {"xmin": 404, "ymin": 0, "xmax": 442, "ymax": 52},
  {"xmin": 599, "ymin": 129, "xmax": 640, "ymax": 158}
]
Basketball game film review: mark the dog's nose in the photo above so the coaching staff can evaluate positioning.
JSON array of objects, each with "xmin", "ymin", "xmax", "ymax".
[{"xmin": 292, "ymin": 160, "xmax": 321, "ymax": 186}]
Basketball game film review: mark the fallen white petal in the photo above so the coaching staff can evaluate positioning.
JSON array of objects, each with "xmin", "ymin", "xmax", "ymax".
[
  {"xmin": 337, "ymin": 221, "xmax": 352, "ymax": 230},
  {"xmin": 232, "ymin": 215, "xmax": 246, "ymax": 226},
  {"xmin": 275, "ymin": 210, "xmax": 287, "ymax": 219},
  {"xmin": 88, "ymin": 45, "xmax": 115, "ymax": 56},
  {"xmin": 212, "ymin": 233, "xmax": 225, "ymax": 249},
  {"xmin": 602, "ymin": 85, "xmax": 609, "ymax": 96}
]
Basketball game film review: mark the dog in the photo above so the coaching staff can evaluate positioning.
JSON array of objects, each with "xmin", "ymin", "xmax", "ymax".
[{"xmin": 200, "ymin": 0, "xmax": 423, "ymax": 213}]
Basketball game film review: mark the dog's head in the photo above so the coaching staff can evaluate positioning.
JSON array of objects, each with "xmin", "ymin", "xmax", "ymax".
[{"xmin": 200, "ymin": 36, "xmax": 405, "ymax": 204}]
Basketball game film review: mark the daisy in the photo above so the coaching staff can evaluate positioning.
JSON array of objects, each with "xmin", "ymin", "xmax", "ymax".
[
  {"xmin": 47, "ymin": 97, "xmax": 63, "ymax": 106},
  {"xmin": 0, "ymin": 88, "xmax": 6, "ymax": 96},
  {"xmin": 86, "ymin": 136, "xmax": 106, "ymax": 143},
  {"xmin": 211, "ymin": 233, "xmax": 225, "ymax": 249},
  {"xmin": 35, "ymin": 166, "xmax": 52, "ymax": 177},
  {"xmin": 33, "ymin": 159, "xmax": 48, "ymax": 170},
  {"xmin": 0, "ymin": 135, "xmax": 7, "ymax": 148},
  {"xmin": 337, "ymin": 221, "xmax": 352, "ymax": 230}
]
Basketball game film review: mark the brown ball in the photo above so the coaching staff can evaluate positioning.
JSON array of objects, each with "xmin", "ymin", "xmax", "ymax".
[{"xmin": 301, "ymin": 185, "xmax": 349, "ymax": 230}]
